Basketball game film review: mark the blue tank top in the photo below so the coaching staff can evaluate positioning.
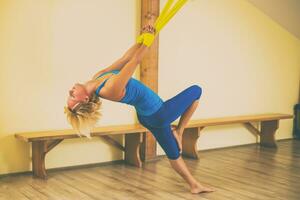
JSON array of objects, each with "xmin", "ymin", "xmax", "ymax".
[{"xmin": 95, "ymin": 70, "xmax": 163, "ymax": 116}]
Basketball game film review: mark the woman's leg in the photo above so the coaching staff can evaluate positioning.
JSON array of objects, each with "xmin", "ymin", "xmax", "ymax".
[
  {"xmin": 163, "ymin": 85, "xmax": 202, "ymax": 151},
  {"xmin": 138, "ymin": 85, "xmax": 202, "ymax": 154},
  {"xmin": 169, "ymin": 156, "xmax": 215, "ymax": 194},
  {"xmin": 177, "ymin": 100, "xmax": 199, "ymax": 133},
  {"xmin": 162, "ymin": 85, "xmax": 202, "ymax": 125},
  {"xmin": 171, "ymin": 100, "xmax": 199, "ymax": 151},
  {"xmin": 137, "ymin": 85, "xmax": 215, "ymax": 193},
  {"xmin": 141, "ymin": 85, "xmax": 202, "ymax": 128},
  {"xmin": 143, "ymin": 125, "xmax": 214, "ymax": 194}
]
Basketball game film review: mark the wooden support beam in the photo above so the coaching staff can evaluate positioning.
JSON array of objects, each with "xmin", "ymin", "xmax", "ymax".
[
  {"xmin": 140, "ymin": 0, "xmax": 160, "ymax": 161},
  {"xmin": 32, "ymin": 139, "xmax": 64, "ymax": 179},
  {"xmin": 32, "ymin": 141, "xmax": 47, "ymax": 179},
  {"xmin": 243, "ymin": 122, "xmax": 260, "ymax": 136},
  {"xmin": 99, "ymin": 135, "xmax": 125, "ymax": 152},
  {"xmin": 125, "ymin": 133, "xmax": 143, "ymax": 167},
  {"xmin": 260, "ymin": 120, "xmax": 279, "ymax": 148},
  {"xmin": 243, "ymin": 122, "xmax": 260, "ymax": 143},
  {"xmin": 182, "ymin": 127, "xmax": 203, "ymax": 159},
  {"xmin": 46, "ymin": 139, "xmax": 64, "ymax": 153}
]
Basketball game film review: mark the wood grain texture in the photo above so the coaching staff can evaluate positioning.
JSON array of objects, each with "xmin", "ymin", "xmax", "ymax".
[
  {"xmin": 182, "ymin": 127, "xmax": 201, "ymax": 159},
  {"xmin": 15, "ymin": 124, "xmax": 147, "ymax": 142},
  {"xmin": 1, "ymin": 139, "xmax": 299, "ymax": 200},
  {"xmin": 32, "ymin": 141, "xmax": 47, "ymax": 179},
  {"xmin": 261, "ymin": 120, "xmax": 279, "ymax": 147},
  {"xmin": 125, "ymin": 133, "xmax": 143, "ymax": 167},
  {"xmin": 184, "ymin": 113, "xmax": 293, "ymax": 128},
  {"xmin": 99, "ymin": 135, "xmax": 125, "ymax": 152},
  {"xmin": 140, "ymin": 0, "xmax": 160, "ymax": 162}
]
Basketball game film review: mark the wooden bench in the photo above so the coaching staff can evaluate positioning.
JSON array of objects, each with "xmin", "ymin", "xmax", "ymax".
[
  {"xmin": 15, "ymin": 124, "xmax": 148, "ymax": 179},
  {"xmin": 15, "ymin": 113, "xmax": 293, "ymax": 179},
  {"xmin": 180, "ymin": 113, "xmax": 293, "ymax": 159}
]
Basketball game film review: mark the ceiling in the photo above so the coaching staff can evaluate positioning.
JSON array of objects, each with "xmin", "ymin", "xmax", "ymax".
[{"xmin": 247, "ymin": 0, "xmax": 300, "ymax": 40}]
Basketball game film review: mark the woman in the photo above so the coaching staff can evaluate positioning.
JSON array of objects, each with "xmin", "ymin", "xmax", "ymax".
[{"xmin": 64, "ymin": 23, "xmax": 214, "ymax": 194}]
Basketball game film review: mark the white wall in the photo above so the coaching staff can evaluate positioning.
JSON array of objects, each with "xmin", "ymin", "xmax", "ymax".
[{"xmin": 247, "ymin": 0, "xmax": 300, "ymax": 39}]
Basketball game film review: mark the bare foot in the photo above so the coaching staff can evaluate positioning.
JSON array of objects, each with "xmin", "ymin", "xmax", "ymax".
[
  {"xmin": 190, "ymin": 182, "xmax": 216, "ymax": 194},
  {"xmin": 171, "ymin": 126, "xmax": 182, "ymax": 153}
]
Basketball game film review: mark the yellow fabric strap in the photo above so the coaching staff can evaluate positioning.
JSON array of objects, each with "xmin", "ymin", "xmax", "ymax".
[
  {"xmin": 154, "ymin": 0, "xmax": 174, "ymax": 28},
  {"xmin": 136, "ymin": 0, "xmax": 188, "ymax": 46},
  {"xmin": 142, "ymin": 33, "xmax": 155, "ymax": 47},
  {"xmin": 155, "ymin": 0, "xmax": 188, "ymax": 33},
  {"xmin": 136, "ymin": 34, "xmax": 144, "ymax": 44}
]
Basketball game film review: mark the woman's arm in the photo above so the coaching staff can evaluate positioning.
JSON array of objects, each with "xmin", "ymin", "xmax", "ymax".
[
  {"xmin": 92, "ymin": 16, "xmax": 156, "ymax": 80},
  {"xmin": 104, "ymin": 21, "xmax": 156, "ymax": 96},
  {"xmin": 92, "ymin": 43, "xmax": 142, "ymax": 80},
  {"xmin": 104, "ymin": 43, "xmax": 150, "ymax": 97}
]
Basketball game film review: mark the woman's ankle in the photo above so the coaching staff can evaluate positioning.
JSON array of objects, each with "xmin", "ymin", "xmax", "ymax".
[
  {"xmin": 190, "ymin": 182, "xmax": 200, "ymax": 189},
  {"xmin": 177, "ymin": 127, "xmax": 184, "ymax": 136},
  {"xmin": 187, "ymin": 178, "xmax": 200, "ymax": 188}
]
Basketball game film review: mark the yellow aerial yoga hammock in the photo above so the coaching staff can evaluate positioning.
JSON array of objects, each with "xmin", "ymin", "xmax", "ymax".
[{"xmin": 137, "ymin": 0, "xmax": 188, "ymax": 46}]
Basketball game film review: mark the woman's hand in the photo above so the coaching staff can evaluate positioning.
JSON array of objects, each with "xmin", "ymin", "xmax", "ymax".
[
  {"xmin": 141, "ymin": 24, "xmax": 156, "ymax": 34},
  {"xmin": 137, "ymin": 13, "xmax": 157, "ymax": 47},
  {"xmin": 137, "ymin": 26, "xmax": 156, "ymax": 46},
  {"xmin": 137, "ymin": 24, "xmax": 156, "ymax": 44}
]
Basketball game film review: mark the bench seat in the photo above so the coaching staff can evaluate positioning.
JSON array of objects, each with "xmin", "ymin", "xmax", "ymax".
[
  {"xmin": 179, "ymin": 113, "xmax": 293, "ymax": 159},
  {"xmin": 15, "ymin": 124, "xmax": 147, "ymax": 142},
  {"xmin": 187, "ymin": 113, "xmax": 292, "ymax": 128}
]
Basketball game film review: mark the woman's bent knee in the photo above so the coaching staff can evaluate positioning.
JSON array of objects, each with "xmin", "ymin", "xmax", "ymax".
[
  {"xmin": 191, "ymin": 85, "xmax": 202, "ymax": 100},
  {"xmin": 167, "ymin": 151, "xmax": 181, "ymax": 160}
]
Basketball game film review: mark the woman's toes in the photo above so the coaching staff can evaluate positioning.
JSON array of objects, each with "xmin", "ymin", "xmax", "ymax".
[{"xmin": 191, "ymin": 184, "xmax": 216, "ymax": 194}]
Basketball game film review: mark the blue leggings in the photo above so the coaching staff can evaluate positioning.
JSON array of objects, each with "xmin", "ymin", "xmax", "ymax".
[{"xmin": 137, "ymin": 85, "xmax": 202, "ymax": 160}]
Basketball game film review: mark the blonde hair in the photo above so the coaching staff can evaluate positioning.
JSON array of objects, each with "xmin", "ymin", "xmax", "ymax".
[{"xmin": 64, "ymin": 93, "xmax": 102, "ymax": 138}]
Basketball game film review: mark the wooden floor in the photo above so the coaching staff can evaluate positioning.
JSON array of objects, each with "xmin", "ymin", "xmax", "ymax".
[{"xmin": 1, "ymin": 139, "xmax": 300, "ymax": 200}]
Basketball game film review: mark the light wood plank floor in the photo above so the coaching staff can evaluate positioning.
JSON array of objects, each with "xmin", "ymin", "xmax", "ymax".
[{"xmin": 1, "ymin": 139, "xmax": 299, "ymax": 200}]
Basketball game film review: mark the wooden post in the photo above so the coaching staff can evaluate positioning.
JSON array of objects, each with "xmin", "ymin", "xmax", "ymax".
[
  {"xmin": 182, "ymin": 127, "xmax": 202, "ymax": 159},
  {"xmin": 260, "ymin": 120, "xmax": 279, "ymax": 148},
  {"xmin": 140, "ymin": 0, "xmax": 160, "ymax": 161},
  {"xmin": 32, "ymin": 141, "xmax": 47, "ymax": 179},
  {"xmin": 32, "ymin": 139, "xmax": 63, "ymax": 179},
  {"xmin": 125, "ymin": 133, "xmax": 143, "ymax": 167}
]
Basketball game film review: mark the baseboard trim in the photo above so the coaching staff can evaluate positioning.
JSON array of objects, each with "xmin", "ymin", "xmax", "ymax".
[{"xmin": 0, "ymin": 159, "xmax": 124, "ymax": 178}]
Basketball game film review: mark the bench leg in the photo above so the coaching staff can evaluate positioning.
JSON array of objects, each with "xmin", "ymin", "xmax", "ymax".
[
  {"xmin": 125, "ymin": 133, "xmax": 143, "ymax": 167},
  {"xmin": 32, "ymin": 139, "xmax": 64, "ymax": 179},
  {"xmin": 32, "ymin": 141, "xmax": 47, "ymax": 179},
  {"xmin": 260, "ymin": 120, "xmax": 279, "ymax": 148},
  {"xmin": 182, "ymin": 127, "xmax": 201, "ymax": 159}
]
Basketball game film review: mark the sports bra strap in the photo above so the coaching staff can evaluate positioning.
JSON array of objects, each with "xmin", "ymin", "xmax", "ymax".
[
  {"xmin": 95, "ymin": 78, "xmax": 109, "ymax": 96},
  {"xmin": 95, "ymin": 70, "xmax": 119, "ymax": 96}
]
